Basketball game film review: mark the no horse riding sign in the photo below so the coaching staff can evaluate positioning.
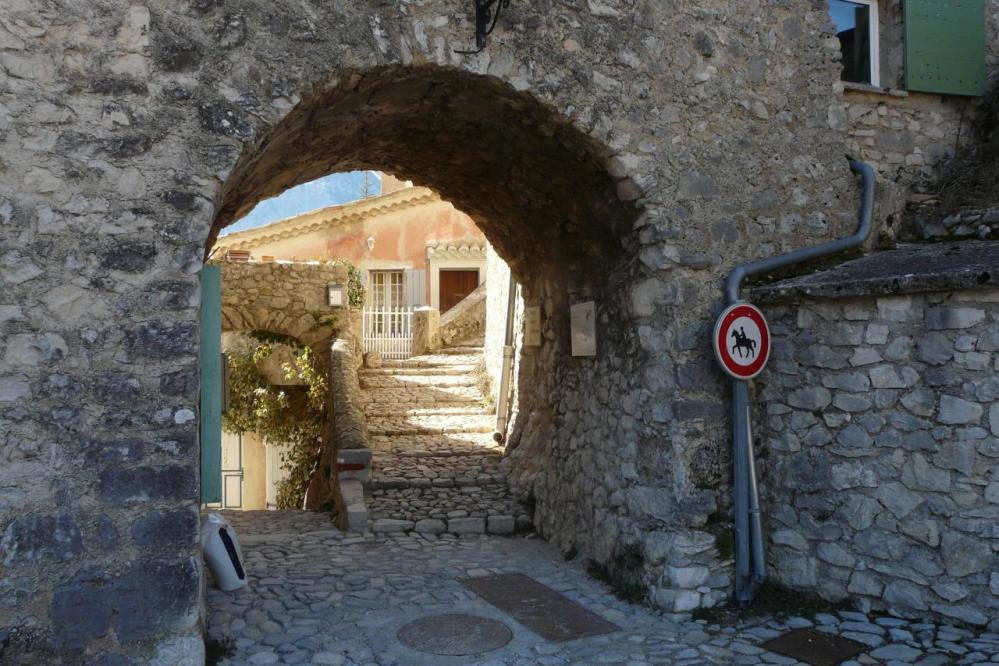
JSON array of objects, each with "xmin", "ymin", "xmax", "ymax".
[{"xmin": 713, "ymin": 302, "xmax": 771, "ymax": 380}]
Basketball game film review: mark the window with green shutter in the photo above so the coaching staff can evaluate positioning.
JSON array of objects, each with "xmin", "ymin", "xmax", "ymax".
[{"xmin": 904, "ymin": 0, "xmax": 986, "ymax": 96}]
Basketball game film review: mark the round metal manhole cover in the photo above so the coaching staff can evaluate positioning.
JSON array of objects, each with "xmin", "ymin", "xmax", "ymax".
[{"xmin": 397, "ymin": 613, "xmax": 513, "ymax": 656}]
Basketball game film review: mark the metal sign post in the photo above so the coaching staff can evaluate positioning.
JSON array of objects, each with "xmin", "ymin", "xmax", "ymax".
[{"xmin": 714, "ymin": 301, "xmax": 771, "ymax": 605}]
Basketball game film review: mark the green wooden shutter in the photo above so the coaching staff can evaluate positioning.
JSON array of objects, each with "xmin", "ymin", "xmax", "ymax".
[
  {"xmin": 199, "ymin": 265, "xmax": 222, "ymax": 504},
  {"xmin": 905, "ymin": 0, "xmax": 986, "ymax": 96}
]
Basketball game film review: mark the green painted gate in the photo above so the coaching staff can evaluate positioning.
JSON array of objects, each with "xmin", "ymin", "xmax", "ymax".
[{"xmin": 200, "ymin": 265, "xmax": 222, "ymax": 504}]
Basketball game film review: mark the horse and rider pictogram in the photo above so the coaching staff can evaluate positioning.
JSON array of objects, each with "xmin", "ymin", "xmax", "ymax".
[
  {"xmin": 730, "ymin": 327, "xmax": 757, "ymax": 359},
  {"xmin": 713, "ymin": 303, "xmax": 771, "ymax": 380}
]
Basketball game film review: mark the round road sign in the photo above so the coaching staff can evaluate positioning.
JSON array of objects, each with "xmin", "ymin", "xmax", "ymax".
[{"xmin": 713, "ymin": 302, "xmax": 771, "ymax": 380}]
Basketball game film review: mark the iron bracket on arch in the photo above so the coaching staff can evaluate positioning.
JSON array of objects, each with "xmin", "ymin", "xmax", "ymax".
[{"xmin": 456, "ymin": 0, "xmax": 512, "ymax": 54}]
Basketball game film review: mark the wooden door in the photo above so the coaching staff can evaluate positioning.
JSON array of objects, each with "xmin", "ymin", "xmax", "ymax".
[{"xmin": 439, "ymin": 269, "xmax": 479, "ymax": 313}]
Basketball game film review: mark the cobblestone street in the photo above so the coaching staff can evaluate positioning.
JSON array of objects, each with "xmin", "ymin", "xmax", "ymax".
[
  {"xmin": 207, "ymin": 512, "xmax": 999, "ymax": 665},
  {"xmin": 357, "ymin": 341, "xmax": 532, "ymax": 535}
]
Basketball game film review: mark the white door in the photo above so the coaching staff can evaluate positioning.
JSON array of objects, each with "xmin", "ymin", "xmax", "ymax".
[
  {"xmin": 265, "ymin": 441, "xmax": 291, "ymax": 509},
  {"xmin": 220, "ymin": 431, "xmax": 244, "ymax": 509}
]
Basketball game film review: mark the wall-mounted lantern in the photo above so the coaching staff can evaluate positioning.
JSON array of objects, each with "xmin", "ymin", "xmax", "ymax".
[
  {"xmin": 327, "ymin": 283, "xmax": 345, "ymax": 307},
  {"xmin": 366, "ymin": 236, "xmax": 376, "ymax": 252},
  {"xmin": 455, "ymin": 0, "xmax": 512, "ymax": 53}
]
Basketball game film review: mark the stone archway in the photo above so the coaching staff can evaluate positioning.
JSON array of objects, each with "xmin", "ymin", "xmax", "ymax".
[
  {"xmin": 209, "ymin": 65, "xmax": 635, "ymax": 281},
  {"xmin": 209, "ymin": 63, "xmax": 644, "ymax": 559},
  {"xmin": 0, "ymin": 1, "xmax": 864, "ymax": 662},
  {"xmin": 206, "ymin": 64, "xmax": 648, "ymax": 558}
]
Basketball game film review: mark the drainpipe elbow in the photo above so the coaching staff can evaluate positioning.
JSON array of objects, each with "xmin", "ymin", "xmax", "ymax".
[{"xmin": 724, "ymin": 265, "xmax": 747, "ymax": 305}]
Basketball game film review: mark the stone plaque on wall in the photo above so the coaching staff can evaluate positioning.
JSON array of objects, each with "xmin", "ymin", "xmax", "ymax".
[
  {"xmin": 524, "ymin": 306, "xmax": 541, "ymax": 346},
  {"xmin": 570, "ymin": 301, "xmax": 596, "ymax": 357}
]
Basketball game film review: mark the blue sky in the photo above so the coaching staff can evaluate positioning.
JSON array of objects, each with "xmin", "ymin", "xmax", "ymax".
[{"xmin": 223, "ymin": 171, "xmax": 382, "ymax": 236}]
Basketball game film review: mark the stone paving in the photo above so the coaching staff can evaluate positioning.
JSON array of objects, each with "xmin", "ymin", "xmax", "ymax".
[
  {"xmin": 358, "ymin": 342, "xmax": 531, "ymax": 535},
  {"xmin": 207, "ymin": 512, "xmax": 999, "ymax": 665}
]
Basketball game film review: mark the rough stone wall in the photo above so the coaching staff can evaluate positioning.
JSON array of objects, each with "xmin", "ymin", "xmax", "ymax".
[
  {"xmin": 757, "ymin": 290, "xmax": 999, "ymax": 629},
  {"xmin": 0, "ymin": 0, "xmax": 875, "ymax": 660},
  {"xmin": 483, "ymin": 244, "xmax": 513, "ymax": 401},
  {"xmin": 840, "ymin": 87, "xmax": 970, "ymax": 192},
  {"xmin": 411, "ymin": 307, "xmax": 441, "ymax": 357},
  {"xmin": 835, "ymin": 1, "xmax": 999, "ymax": 231},
  {"xmin": 906, "ymin": 204, "xmax": 999, "ymax": 241},
  {"xmin": 218, "ymin": 260, "xmax": 350, "ymax": 345},
  {"xmin": 439, "ymin": 282, "xmax": 486, "ymax": 346},
  {"xmin": 326, "ymin": 339, "xmax": 371, "ymax": 531}
]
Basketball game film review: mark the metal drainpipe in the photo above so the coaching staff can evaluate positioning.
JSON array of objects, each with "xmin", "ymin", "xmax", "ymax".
[
  {"xmin": 725, "ymin": 159, "xmax": 876, "ymax": 606},
  {"xmin": 493, "ymin": 272, "xmax": 518, "ymax": 443}
]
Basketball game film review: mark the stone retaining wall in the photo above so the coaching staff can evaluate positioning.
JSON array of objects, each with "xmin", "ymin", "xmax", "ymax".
[
  {"xmin": 218, "ymin": 260, "xmax": 351, "ymax": 346},
  {"xmin": 905, "ymin": 205, "xmax": 999, "ymax": 242},
  {"xmin": 328, "ymin": 339, "xmax": 371, "ymax": 531},
  {"xmin": 757, "ymin": 289, "xmax": 999, "ymax": 629},
  {"xmin": 412, "ymin": 308, "xmax": 441, "ymax": 357},
  {"xmin": 440, "ymin": 283, "xmax": 486, "ymax": 346}
]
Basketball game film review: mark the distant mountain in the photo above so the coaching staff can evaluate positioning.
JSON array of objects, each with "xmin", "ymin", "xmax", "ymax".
[{"xmin": 222, "ymin": 171, "xmax": 382, "ymax": 235}]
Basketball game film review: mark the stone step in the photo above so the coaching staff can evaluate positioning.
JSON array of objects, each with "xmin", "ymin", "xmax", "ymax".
[
  {"xmin": 367, "ymin": 414, "xmax": 495, "ymax": 436},
  {"xmin": 370, "ymin": 449, "xmax": 503, "ymax": 483},
  {"xmin": 440, "ymin": 346, "xmax": 483, "ymax": 355},
  {"xmin": 359, "ymin": 365, "xmax": 476, "ymax": 377},
  {"xmin": 357, "ymin": 339, "xmax": 520, "ymax": 537},
  {"xmin": 369, "ymin": 514, "xmax": 529, "ymax": 536},
  {"xmin": 381, "ymin": 353, "xmax": 481, "ymax": 368},
  {"xmin": 363, "ymin": 405, "xmax": 493, "ymax": 418},
  {"xmin": 367, "ymin": 484, "xmax": 532, "ymax": 535},
  {"xmin": 359, "ymin": 374, "xmax": 478, "ymax": 389},
  {"xmin": 359, "ymin": 385, "xmax": 484, "ymax": 405},
  {"xmin": 369, "ymin": 433, "xmax": 502, "ymax": 457},
  {"xmin": 365, "ymin": 470, "xmax": 504, "ymax": 491}
]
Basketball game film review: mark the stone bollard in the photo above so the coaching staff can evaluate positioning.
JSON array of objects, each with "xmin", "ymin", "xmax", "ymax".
[{"xmin": 412, "ymin": 307, "xmax": 441, "ymax": 356}]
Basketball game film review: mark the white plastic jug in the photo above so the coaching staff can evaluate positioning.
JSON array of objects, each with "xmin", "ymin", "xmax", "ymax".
[{"xmin": 202, "ymin": 513, "xmax": 248, "ymax": 591}]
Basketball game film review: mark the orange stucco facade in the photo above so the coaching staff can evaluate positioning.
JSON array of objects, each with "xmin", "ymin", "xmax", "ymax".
[{"xmin": 214, "ymin": 183, "xmax": 488, "ymax": 309}]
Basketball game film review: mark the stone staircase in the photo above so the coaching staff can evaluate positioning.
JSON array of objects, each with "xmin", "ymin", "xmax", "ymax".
[{"xmin": 357, "ymin": 341, "xmax": 532, "ymax": 536}]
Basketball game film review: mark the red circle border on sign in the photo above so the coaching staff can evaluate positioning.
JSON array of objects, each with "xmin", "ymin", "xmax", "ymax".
[{"xmin": 713, "ymin": 302, "xmax": 771, "ymax": 379}]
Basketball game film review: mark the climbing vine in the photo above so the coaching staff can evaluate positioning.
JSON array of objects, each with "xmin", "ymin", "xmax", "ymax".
[
  {"xmin": 222, "ymin": 341, "xmax": 327, "ymax": 509},
  {"xmin": 329, "ymin": 259, "xmax": 366, "ymax": 307}
]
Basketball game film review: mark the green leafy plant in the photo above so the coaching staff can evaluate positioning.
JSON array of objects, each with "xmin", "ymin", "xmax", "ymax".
[
  {"xmin": 222, "ymin": 341, "xmax": 327, "ymax": 509},
  {"xmin": 328, "ymin": 259, "xmax": 365, "ymax": 307}
]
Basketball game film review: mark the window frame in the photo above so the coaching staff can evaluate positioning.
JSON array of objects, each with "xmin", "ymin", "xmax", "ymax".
[
  {"xmin": 831, "ymin": 0, "xmax": 882, "ymax": 88},
  {"xmin": 368, "ymin": 269, "xmax": 405, "ymax": 310}
]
